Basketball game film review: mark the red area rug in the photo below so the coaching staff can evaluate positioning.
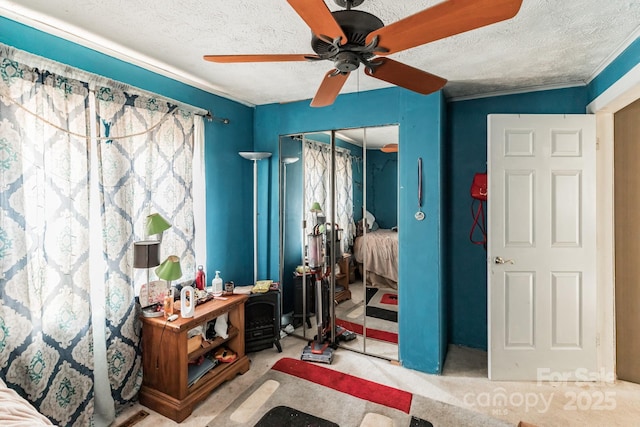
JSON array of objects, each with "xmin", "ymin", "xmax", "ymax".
[
  {"xmin": 210, "ymin": 357, "xmax": 512, "ymax": 426},
  {"xmin": 272, "ymin": 357, "xmax": 412, "ymax": 413},
  {"xmin": 380, "ymin": 292, "xmax": 398, "ymax": 305},
  {"xmin": 335, "ymin": 318, "xmax": 398, "ymax": 344}
]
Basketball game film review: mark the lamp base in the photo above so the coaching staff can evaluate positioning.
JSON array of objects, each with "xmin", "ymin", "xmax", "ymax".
[{"xmin": 142, "ymin": 303, "xmax": 164, "ymax": 318}]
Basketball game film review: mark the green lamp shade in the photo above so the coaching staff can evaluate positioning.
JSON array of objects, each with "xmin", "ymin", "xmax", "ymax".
[
  {"xmin": 310, "ymin": 202, "xmax": 322, "ymax": 213},
  {"xmin": 146, "ymin": 213, "xmax": 171, "ymax": 236},
  {"xmin": 155, "ymin": 255, "xmax": 182, "ymax": 281}
]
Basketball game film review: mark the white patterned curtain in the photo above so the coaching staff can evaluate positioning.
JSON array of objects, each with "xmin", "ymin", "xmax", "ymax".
[
  {"xmin": 95, "ymin": 88, "xmax": 196, "ymax": 406},
  {"xmin": 0, "ymin": 52, "xmax": 94, "ymax": 426},
  {"xmin": 0, "ymin": 43, "xmax": 200, "ymax": 425},
  {"xmin": 303, "ymin": 138, "xmax": 353, "ymax": 253}
]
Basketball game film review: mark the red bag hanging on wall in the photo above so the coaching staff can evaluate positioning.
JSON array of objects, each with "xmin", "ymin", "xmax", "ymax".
[
  {"xmin": 470, "ymin": 173, "xmax": 487, "ymax": 201},
  {"xmin": 470, "ymin": 173, "xmax": 487, "ymax": 247}
]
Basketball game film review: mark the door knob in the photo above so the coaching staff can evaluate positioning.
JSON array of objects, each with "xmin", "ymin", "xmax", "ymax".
[{"xmin": 494, "ymin": 256, "xmax": 514, "ymax": 265}]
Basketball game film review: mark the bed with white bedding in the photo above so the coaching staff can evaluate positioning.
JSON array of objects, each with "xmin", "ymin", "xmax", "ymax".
[
  {"xmin": 353, "ymin": 228, "xmax": 398, "ymax": 289},
  {"xmin": 0, "ymin": 378, "xmax": 53, "ymax": 426}
]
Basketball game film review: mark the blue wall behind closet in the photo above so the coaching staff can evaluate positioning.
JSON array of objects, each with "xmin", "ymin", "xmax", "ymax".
[{"xmin": 254, "ymin": 88, "xmax": 447, "ymax": 373}]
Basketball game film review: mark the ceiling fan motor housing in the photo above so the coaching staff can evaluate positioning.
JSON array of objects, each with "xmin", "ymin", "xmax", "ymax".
[
  {"xmin": 334, "ymin": 52, "xmax": 360, "ymax": 72},
  {"xmin": 311, "ymin": 10, "xmax": 384, "ymax": 56}
]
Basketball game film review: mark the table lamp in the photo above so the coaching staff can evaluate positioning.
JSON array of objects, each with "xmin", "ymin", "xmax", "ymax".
[
  {"xmin": 146, "ymin": 213, "xmax": 171, "ymax": 242},
  {"xmin": 310, "ymin": 201, "xmax": 322, "ymax": 213},
  {"xmin": 134, "ymin": 240, "xmax": 161, "ymax": 286},
  {"xmin": 310, "ymin": 201, "xmax": 322, "ymax": 228},
  {"xmin": 156, "ymin": 255, "xmax": 182, "ymax": 289}
]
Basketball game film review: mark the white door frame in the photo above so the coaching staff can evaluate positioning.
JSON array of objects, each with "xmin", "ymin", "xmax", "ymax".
[{"xmin": 587, "ymin": 62, "xmax": 640, "ymax": 378}]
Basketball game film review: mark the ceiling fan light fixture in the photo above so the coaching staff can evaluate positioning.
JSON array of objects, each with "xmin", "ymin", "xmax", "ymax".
[
  {"xmin": 381, "ymin": 143, "xmax": 398, "ymax": 153},
  {"xmin": 333, "ymin": 0, "xmax": 364, "ymax": 8}
]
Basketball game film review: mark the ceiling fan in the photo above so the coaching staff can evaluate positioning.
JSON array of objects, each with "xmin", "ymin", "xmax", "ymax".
[{"xmin": 204, "ymin": 0, "xmax": 523, "ymax": 107}]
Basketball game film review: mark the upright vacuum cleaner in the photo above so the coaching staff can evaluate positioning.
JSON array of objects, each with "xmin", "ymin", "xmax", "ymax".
[
  {"xmin": 301, "ymin": 226, "xmax": 334, "ymax": 363},
  {"xmin": 301, "ymin": 223, "xmax": 355, "ymax": 364},
  {"xmin": 300, "ymin": 267, "xmax": 335, "ymax": 363}
]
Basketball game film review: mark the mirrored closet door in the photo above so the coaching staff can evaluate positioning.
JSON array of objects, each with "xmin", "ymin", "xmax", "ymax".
[{"xmin": 279, "ymin": 125, "xmax": 399, "ymax": 360}]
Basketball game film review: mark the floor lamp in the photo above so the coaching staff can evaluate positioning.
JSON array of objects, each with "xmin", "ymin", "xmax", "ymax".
[{"xmin": 239, "ymin": 151, "xmax": 272, "ymax": 284}]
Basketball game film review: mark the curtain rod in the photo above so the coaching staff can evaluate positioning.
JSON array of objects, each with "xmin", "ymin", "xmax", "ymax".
[
  {"xmin": 203, "ymin": 111, "xmax": 230, "ymax": 124},
  {"xmin": 1, "ymin": 43, "xmax": 232, "ymax": 125}
]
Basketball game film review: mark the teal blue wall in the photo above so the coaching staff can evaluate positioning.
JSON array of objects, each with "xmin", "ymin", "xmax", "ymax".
[
  {"xmin": 255, "ymin": 88, "xmax": 446, "ymax": 373},
  {"xmin": 446, "ymin": 34, "xmax": 640, "ymax": 351},
  {"xmin": 587, "ymin": 37, "xmax": 640, "ymax": 104},
  {"xmin": 280, "ymin": 136, "xmax": 303, "ymax": 313},
  {"xmin": 366, "ymin": 150, "xmax": 398, "ymax": 229},
  {"xmin": 446, "ymin": 87, "xmax": 590, "ymax": 349},
  {"xmin": 4, "ymin": 13, "xmax": 638, "ymax": 374},
  {"xmin": 0, "ymin": 16, "xmax": 256, "ymax": 286}
]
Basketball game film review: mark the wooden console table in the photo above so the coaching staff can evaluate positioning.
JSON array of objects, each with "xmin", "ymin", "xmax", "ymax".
[
  {"xmin": 139, "ymin": 295, "xmax": 250, "ymax": 422},
  {"xmin": 335, "ymin": 253, "xmax": 352, "ymax": 303}
]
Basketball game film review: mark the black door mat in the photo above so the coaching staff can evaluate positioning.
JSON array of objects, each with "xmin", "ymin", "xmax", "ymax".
[{"xmin": 254, "ymin": 405, "xmax": 339, "ymax": 427}]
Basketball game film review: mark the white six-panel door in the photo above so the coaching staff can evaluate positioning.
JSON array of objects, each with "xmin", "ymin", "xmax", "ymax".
[{"xmin": 488, "ymin": 114, "xmax": 597, "ymax": 380}]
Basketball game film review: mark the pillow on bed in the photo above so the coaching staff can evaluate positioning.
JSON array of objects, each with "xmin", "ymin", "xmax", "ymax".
[
  {"xmin": 364, "ymin": 210, "xmax": 380, "ymax": 231},
  {"xmin": 365, "ymin": 210, "xmax": 375, "ymax": 226}
]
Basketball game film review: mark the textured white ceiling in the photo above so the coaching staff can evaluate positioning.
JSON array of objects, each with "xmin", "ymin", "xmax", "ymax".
[{"xmin": 1, "ymin": 0, "xmax": 639, "ymax": 106}]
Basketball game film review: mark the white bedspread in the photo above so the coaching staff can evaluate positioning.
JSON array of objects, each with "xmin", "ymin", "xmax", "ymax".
[
  {"xmin": 0, "ymin": 379, "xmax": 53, "ymax": 426},
  {"xmin": 353, "ymin": 229, "xmax": 398, "ymax": 287}
]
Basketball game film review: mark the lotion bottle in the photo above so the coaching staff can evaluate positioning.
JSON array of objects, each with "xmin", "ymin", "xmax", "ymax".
[
  {"xmin": 163, "ymin": 288, "xmax": 174, "ymax": 318},
  {"xmin": 212, "ymin": 271, "xmax": 223, "ymax": 297}
]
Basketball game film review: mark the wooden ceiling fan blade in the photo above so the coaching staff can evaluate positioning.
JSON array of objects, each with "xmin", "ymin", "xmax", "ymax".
[
  {"xmin": 203, "ymin": 54, "xmax": 319, "ymax": 63},
  {"xmin": 364, "ymin": 58, "xmax": 447, "ymax": 95},
  {"xmin": 287, "ymin": 0, "xmax": 347, "ymax": 45},
  {"xmin": 310, "ymin": 70, "xmax": 350, "ymax": 107},
  {"xmin": 367, "ymin": 0, "xmax": 523, "ymax": 55}
]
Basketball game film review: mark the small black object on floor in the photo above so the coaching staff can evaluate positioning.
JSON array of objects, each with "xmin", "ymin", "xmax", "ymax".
[
  {"xmin": 254, "ymin": 405, "xmax": 338, "ymax": 427},
  {"xmin": 410, "ymin": 416, "xmax": 434, "ymax": 427},
  {"xmin": 253, "ymin": 406, "xmax": 434, "ymax": 427}
]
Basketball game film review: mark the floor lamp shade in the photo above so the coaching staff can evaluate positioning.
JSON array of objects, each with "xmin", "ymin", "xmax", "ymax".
[{"xmin": 133, "ymin": 241, "xmax": 161, "ymax": 268}]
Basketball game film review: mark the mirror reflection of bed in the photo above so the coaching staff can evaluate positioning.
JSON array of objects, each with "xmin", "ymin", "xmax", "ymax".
[
  {"xmin": 279, "ymin": 125, "xmax": 399, "ymax": 361},
  {"xmin": 337, "ymin": 197, "xmax": 398, "ymax": 359}
]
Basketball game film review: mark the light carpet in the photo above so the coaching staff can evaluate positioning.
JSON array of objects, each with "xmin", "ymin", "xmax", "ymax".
[{"xmin": 210, "ymin": 357, "xmax": 513, "ymax": 427}]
